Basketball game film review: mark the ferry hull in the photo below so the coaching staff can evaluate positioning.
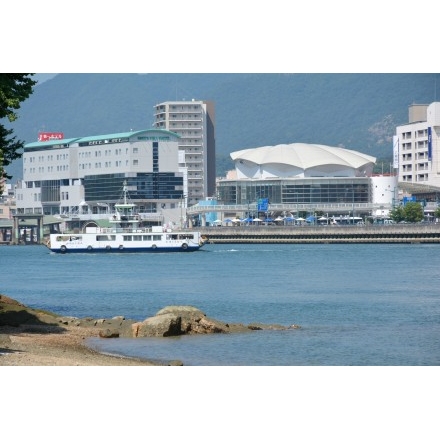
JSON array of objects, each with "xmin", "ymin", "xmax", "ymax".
[
  {"xmin": 49, "ymin": 245, "xmax": 202, "ymax": 253},
  {"xmin": 48, "ymin": 230, "xmax": 207, "ymax": 254}
]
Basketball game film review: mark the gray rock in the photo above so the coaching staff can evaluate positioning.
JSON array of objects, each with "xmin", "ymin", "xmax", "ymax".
[
  {"xmin": 131, "ymin": 305, "xmax": 300, "ymax": 338},
  {"xmin": 99, "ymin": 329, "xmax": 120, "ymax": 338},
  {"xmin": 134, "ymin": 313, "xmax": 182, "ymax": 337}
]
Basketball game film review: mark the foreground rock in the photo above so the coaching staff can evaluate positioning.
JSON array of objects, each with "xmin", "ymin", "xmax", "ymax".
[
  {"xmin": 1, "ymin": 295, "xmax": 300, "ymax": 340},
  {"xmin": 130, "ymin": 305, "xmax": 299, "ymax": 338}
]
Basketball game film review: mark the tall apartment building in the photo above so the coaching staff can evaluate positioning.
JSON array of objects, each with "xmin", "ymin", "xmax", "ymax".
[
  {"xmin": 153, "ymin": 100, "xmax": 216, "ymax": 206},
  {"xmin": 394, "ymin": 102, "xmax": 440, "ymax": 188}
]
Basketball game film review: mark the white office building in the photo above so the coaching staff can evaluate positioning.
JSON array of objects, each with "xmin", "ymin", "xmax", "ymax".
[
  {"xmin": 153, "ymin": 100, "xmax": 216, "ymax": 206},
  {"xmin": 15, "ymin": 129, "xmax": 186, "ymax": 224}
]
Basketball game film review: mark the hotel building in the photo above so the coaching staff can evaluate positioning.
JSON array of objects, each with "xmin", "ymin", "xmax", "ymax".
[
  {"xmin": 394, "ymin": 102, "xmax": 440, "ymax": 193},
  {"xmin": 15, "ymin": 129, "xmax": 185, "ymax": 224}
]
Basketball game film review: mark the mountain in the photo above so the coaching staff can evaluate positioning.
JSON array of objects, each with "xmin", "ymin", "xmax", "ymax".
[
  {"xmin": 34, "ymin": 73, "xmax": 58, "ymax": 84},
  {"xmin": 4, "ymin": 73, "xmax": 438, "ymax": 182}
]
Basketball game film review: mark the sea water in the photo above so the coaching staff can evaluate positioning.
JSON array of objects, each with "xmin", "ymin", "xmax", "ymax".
[{"xmin": 1, "ymin": 243, "xmax": 439, "ymax": 365}]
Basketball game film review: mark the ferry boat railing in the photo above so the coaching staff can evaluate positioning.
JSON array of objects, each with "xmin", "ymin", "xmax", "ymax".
[
  {"xmin": 58, "ymin": 213, "xmax": 164, "ymax": 221},
  {"xmin": 95, "ymin": 227, "xmax": 158, "ymax": 234}
]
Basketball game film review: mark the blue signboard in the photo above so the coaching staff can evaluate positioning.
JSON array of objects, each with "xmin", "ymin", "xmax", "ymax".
[
  {"xmin": 402, "ymin": 196, "xmax": 416, "ymax": 205},
  {"xmin": 257, "ymin": 198, "xmax": 269, "ymax": 212}
]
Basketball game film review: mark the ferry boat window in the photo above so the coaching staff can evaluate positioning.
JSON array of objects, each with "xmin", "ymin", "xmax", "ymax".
[
  {"xmin": 123, "ymin": 236, "xmax": 133, "ymax": 241},
  {"xmin": 167, "ymin": 234, "xmax": 179, "ymax": 240},
  {"xmin": 133, "ymin": 235, "xmax": 142, "ymax": 241},
  {"xmin": 179, "ymin": 234, "xmax": 194, "ymax": 240},
  {"xmin": 152, "ymin": 235, "xmax": 162, "ymax": 241},
  {"xmin": 96, "ymin": 235, "xmax": 116, "ymax": 241},
  {"xmin": 142, "ymin": 235, "xmax": 152, "ymax": 241}
]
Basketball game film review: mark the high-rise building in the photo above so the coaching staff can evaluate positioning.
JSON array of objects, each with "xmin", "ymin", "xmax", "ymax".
[
  {"xmin": 153, "ymin": 100, "xmax": 216, "ymax": 206},
  {"xmin": 394, "ymin": 102, "xmax": 440, "ymax": 189}
]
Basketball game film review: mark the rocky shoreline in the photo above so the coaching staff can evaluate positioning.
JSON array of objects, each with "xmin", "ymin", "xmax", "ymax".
[{"xmin": 0, "ymin": 294, "xmax": 300, "ymax": 366}]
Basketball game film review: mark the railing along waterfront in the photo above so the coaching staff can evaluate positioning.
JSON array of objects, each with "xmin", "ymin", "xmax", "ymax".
[
  {"xmin": 187, "ymin": 202, "xmax": 389, "ymax": 215},
  {"xmin": 191, "ymin": 223, "xmax": 440, "ymax": 244}
]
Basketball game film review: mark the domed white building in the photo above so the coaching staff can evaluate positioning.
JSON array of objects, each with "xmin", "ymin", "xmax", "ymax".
[
  {"xmin": 230, "ymin": 143, "xmax": 375, "ymax": 179},
  {"xmin": 213, "ymin": 142, "xmax": 397, "ymax": 220}
]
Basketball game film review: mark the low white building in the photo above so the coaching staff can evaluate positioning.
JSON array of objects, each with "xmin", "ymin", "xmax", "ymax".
[{"xmin": 214, "ymin": 143, "xmax": 396, "ymax": 217}]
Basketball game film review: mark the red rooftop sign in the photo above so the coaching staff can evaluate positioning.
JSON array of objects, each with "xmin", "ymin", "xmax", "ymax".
[{"xmin": 38, "ymin": 132, "xmax": 64, "ymax": 142}]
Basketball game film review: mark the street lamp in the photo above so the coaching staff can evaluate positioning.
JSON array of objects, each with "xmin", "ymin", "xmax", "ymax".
[{"xmin": 248, "ymin": 200, "xmax": 256, "ymax": 219}]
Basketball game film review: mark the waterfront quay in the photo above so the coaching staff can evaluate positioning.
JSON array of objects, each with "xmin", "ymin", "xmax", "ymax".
[{"xmin": 195, "ymin": 223, "xmax": 440, "ymax": 244}]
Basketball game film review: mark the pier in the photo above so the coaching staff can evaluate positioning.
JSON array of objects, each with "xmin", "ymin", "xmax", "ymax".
[{"xmin": 195, "ymin": 223, "xmax": 440, "ymax": 244}]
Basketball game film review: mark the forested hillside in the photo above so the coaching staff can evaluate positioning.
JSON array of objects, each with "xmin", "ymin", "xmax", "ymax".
[{"xmin": 4, "ymin": 73, "xmax": 437, "ymax": 181}]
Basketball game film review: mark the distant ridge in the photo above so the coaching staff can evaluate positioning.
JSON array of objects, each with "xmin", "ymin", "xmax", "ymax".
[{"xmin": 4, "ymin": 73, "xmax": 437, "ymax": 181}]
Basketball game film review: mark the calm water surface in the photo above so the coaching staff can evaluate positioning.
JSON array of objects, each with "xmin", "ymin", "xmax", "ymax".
[{"xmin": 1, "ymin": 243, "xmax": 439, "ymax": 365}]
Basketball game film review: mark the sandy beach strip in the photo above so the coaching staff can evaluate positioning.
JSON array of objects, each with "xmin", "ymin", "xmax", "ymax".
[{"xmin": 0, "ymin": 324, "xmax": 160, "ymax": 366}]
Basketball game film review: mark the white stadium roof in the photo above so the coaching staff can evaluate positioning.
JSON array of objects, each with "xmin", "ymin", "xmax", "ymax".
[{"xmin": 230, "ymin": 143, "xmax": 376, "ymax": 169}]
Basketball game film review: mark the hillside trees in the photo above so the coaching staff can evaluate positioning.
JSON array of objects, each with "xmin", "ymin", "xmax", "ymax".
[{"xmin": 0, "ymin": 74, "xmax": 37, "ymax": 189}]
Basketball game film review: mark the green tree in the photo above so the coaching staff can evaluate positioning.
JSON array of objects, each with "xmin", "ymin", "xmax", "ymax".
[
  {"xmin": 434, "ymin": 206, "xmax": 440, "ymax": 220},
  {"xmin": 403, "ymin": 201, "xmax": 424, "ymax": 223},
  {"xmin": 0, "ymin": 74, "xmax": 37, "ymax": 189},
  {"xmin": 390, "ymin": 205, "xmax": 405, "ymax": 223}
]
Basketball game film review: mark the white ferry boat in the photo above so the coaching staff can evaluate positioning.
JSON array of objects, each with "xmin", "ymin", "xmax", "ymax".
[{"xmin": 47, "ymin": 183, "xmax": 207, "ymax": 253}]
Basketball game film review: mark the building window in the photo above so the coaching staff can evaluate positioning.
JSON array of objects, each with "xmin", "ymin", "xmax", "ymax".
[{"xmin": 153, "ymin": 142, "xmax": 159, "ymax": 172}]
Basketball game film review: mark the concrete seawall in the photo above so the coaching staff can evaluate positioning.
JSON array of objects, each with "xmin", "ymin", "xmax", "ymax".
[{"xmin": 195, "ymin": 224, "xmax": 440, "ymax": 244}]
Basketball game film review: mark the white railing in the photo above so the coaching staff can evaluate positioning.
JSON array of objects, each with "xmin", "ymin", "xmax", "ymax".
[{"xmin": 187, "ymin": 202, "xmax": 388, "ymax": 214}]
